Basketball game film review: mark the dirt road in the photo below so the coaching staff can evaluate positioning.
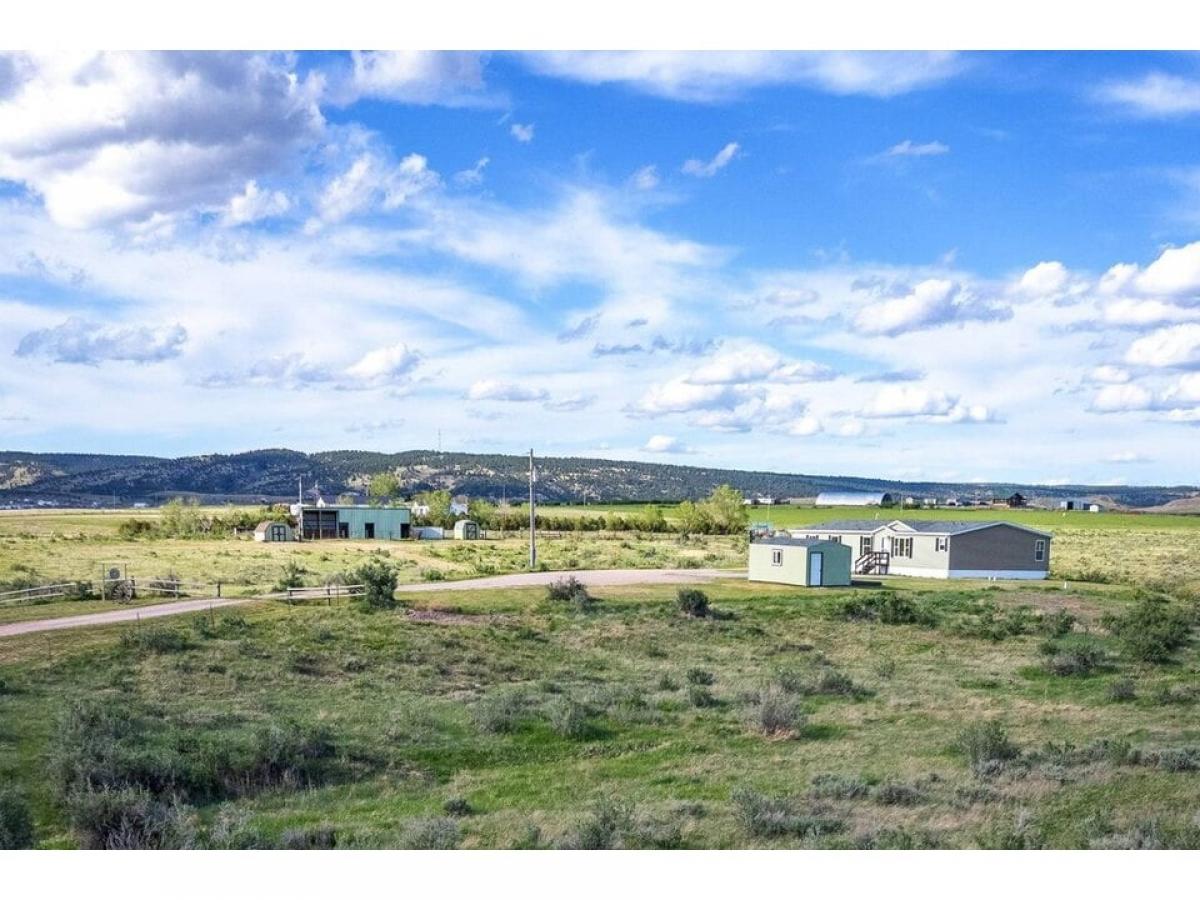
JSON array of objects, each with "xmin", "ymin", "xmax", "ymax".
[{"xmin": 0, "ymin": 568, "xmax": 740, "ymax": 639}]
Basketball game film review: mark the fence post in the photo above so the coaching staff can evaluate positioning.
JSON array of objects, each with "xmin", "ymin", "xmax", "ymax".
[{"xmin": 216, "ymin": 581, "xmax": 222, "ymax": 598}]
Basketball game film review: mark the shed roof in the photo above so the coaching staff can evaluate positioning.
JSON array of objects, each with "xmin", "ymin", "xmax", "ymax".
[
  {"xmin": 754, "ymin": 535, "xmax": 844, "ymax": 548},
  {"xmin": 254, "ymin": 520, "xmax": 285, "ymax": 534}
]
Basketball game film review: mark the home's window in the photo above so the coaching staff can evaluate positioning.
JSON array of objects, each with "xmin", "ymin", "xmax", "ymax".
[
  {"xmin": 771, "ymin": 549, "xmax": 783, "ymax": 566},
  {"xmin": 859, "ymin": 536, "xmax": 872, "ymax": 556},
  {"xmin": 1034, "ymin": 540, "xmax": 1045, "ymax": 562},
  {"xmin": 935, "ymin": 537, "xmax": 948, "ymax": 552},
  {"xmin": 890, "ymin": 536, "xmax": 912, "ymax": 558}
]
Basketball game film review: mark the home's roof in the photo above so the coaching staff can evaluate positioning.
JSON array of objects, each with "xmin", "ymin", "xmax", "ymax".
[
  {"xmin": 795, "ymin": 520, "xmax": 885, "ymax": 533},
  {"xmin": 755, "ymin": 535, "xmax": 842, "ymax": 547},
  {"xmin": 803, "ymin": 519, "xmax": 1053, "ymax": 538}
]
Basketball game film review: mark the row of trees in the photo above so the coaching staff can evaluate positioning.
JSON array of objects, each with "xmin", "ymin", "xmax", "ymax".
[
  {"xmin": 117, "ymin": 499, "xmax": 282, "ymax": 539},
  {"xmin": 405, "ymin": 484, "xmax": 750, "ymax": 535}
]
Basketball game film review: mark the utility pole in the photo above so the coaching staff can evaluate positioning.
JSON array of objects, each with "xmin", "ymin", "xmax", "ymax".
[{"xmin": 528, "ymin": 448, "xmax": 537, "ymax": 570}]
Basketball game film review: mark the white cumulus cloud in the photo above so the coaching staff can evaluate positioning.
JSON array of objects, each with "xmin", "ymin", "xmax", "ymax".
[
  {"xmin": 0, "ymin": 51, "xmax": 323, "ymax": 228},
  {"xmin": 643, "ymin": 434, "xmax": 689, "ymax": 453},
  {"xmin": 1125, "ymin": 323, "xmax": 1200, "ymax": 368}
]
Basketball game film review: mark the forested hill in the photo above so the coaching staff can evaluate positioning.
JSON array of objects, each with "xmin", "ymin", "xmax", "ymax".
[{"xmin": 0, "ymin": 448, "xmax": 1195, "ymax": 509}]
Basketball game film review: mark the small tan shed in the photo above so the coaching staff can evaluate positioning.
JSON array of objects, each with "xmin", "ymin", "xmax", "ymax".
[
  {"xmin": 748, "ymin": 536, "xmax": 852, "ymax": 587},
  {"xmin": 254, "ymin": 521, "xmax": 294, "ymax": 542},
  {"xmin": 453, "ymin": 519, "xmax": 480, "ymax": 540}
]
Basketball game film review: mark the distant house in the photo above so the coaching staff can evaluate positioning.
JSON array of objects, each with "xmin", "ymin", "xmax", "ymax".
[
  {"xmin": 1006, "ymin": 493, "xmax": 1028, "ymax": 508},
  {"xmin": 789, "ymin": 519, "xmax": 1051, "ymax": 580},
  {"xmin": 450, "ymin": 495, "xmax": 469, "ymax": 516},
  {"xmin": 748, "ymin": 536, "xmax": 852, "ymax": 587},
  {"xmin": 1059, "ymin": 498, "xmax": 1103, "ymax": 512},
  {"xmin": 254, "ymin": 521, "xmax": 294, "ymax": 543},
  {"xmin": 814, "ymin": 491, "xmax": 894, "ymax": 507}
]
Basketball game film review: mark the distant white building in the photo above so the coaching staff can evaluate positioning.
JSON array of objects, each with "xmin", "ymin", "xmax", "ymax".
[
  {"xmin": 450, "ymin": 495, "xmax": 469, "ymax": 516},
  {"xmin": 814, "ymin": 491, "xmax": 895, "ymax": 507}
]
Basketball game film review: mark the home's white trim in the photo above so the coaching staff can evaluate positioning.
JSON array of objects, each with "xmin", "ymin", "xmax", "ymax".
[
  {"xmin": 885, "ymin": 520, "xmax": 1053, "ymax": 538},
  {"xmin": 885, "ymin": 565, "xmax": 1047, "ymax": 580}
]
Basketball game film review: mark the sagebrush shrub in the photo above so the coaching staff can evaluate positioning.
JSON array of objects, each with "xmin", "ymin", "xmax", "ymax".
[
  {"xmin": 280, "ymin": 826, "xmax": 337, "ymax": 849},
  {"xmin": 676, "ymin": 588, "xmax": 710, "ymax": 618},
  {"xmin": 731, "ymin": 787, "xmax": 843, "ymax": 839},
  {"xmin": 0, "ymin": 788, "xmax": 34, "ymax": 849},
  {"xmin": 687, "ymin": 685, "xmax": 718, "ymax": 708},
  {"xmin": 546, "ymin": 697, "xmax": 589, "ymax": 739},
  {"xmin": 807, "ymin": 773, "xmax": 870, "ymax": 801},
  {"xmin": 66, "ymin": 786, "xmax": 195, "ymax": 850},
  {"xmin": 399, "ymin": 817, "xmax": 461, "ymax": 849},
  {"xmin": 354, "ymin": 556, "xmax": 398, "ymax": 610},
  {"xmin": 871, "ymin": 780, "xmax": 924, "ymax": 806},
  {"xmin": 685, "ymin": 668, "xmax": 715, "ymax": 686},
  {"xmin": 472, "ymin": 688, "xmax": 529, "ymax": 734},
  {"xmin": 1102, "ymin": 593, "xmax": 1192, "ymax": 663},
  {"xmin": 1042, "ymin": 640, "xmax": 1106, "ymax": 676},
  {"xmin": 748, "ymin": 686, "xmax": 805, "ymax": 737},
  {"xmin": 546, "ymin": 575, "xmax": 589, "ymax": 605},
  {"xmin": 1107, "ymin": 677, "xmax": 1137, "ymax": 702},
  {"xmin": 957, "ymin": 721, "xmax": 1020, "ymax": 776}
]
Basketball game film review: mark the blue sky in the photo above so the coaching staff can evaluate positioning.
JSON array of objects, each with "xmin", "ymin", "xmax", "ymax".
[{"xmin": 3, "ymin": 51, "xmax": 1200, "ymax": 484}]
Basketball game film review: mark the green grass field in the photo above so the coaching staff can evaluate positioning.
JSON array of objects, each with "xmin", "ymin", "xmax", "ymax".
[{"xmin": 1, "ymin": 506, "xmax": 1198, "ymax": 849}]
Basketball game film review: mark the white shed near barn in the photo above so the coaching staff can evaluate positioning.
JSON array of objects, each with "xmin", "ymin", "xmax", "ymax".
[
  {"xmin": 453, "ymin": 519, "xmax": 480, "ymax": 540},
  {"xmin": 254, "ymin": 521, "xmax": 294, "ymax": 542}
]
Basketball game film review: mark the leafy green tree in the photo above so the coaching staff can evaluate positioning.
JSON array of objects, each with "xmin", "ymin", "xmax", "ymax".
[
  {"xmin": 160, "ymin": 497, "xmax": 202, "ymax": 537},
  {"xmin": 676, "ymin": 500, "xmax": 712, "ymax": 535},
  {"xmin": 700, "ymin": 485, "xmax": 749, "ymax": 534},
  {"xmin": 636, "ymin": 504, "xmax": 668, "ymax": 532},
  {"xmin": 416, "ymin": 490, "xmax": 453, "ymax": 527},
  {"xmin": 469, "ymin": 498, "xmax": 497, "ymax": 528},
  {"xmin": 368, "ymin": 472, "xmax": 400, "ymax": 506}
]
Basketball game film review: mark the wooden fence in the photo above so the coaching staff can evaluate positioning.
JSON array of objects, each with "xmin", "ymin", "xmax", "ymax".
[{"xmin": 0, "ymin": 582, "xmax": 85, "ymax": 606}]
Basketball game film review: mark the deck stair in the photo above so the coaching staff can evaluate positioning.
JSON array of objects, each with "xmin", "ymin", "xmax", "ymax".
[{"xmin": 854, "ymin": 551, "xmax": 890, "ymax": 575}]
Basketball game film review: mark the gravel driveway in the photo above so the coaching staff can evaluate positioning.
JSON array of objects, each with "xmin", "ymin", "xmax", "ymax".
[{"xmin": 0, "ymin": 568, "xmax": 742, "ymax": 639}]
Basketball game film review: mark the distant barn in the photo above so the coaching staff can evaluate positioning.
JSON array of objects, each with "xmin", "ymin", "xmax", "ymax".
[{"xmin": 814, "ymin": 491, "xmax": 894, "ymax": 507}]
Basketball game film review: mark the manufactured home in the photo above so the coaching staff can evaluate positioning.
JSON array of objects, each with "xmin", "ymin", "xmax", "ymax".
[
  {"xmin": 748, "ymin": 536, "xmax": 852, "ymax": 587},
  {"xmin": 790, "ymin": 520, "xmax": 1051, "ymax": 580}
]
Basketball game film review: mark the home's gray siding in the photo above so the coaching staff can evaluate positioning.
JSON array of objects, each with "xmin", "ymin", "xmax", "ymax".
[{"xmin": 948, "ymin": 524, "xmax": 1049, "ymax": 573}]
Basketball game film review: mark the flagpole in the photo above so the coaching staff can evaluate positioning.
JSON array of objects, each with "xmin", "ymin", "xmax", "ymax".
[{"xmin": 528, "ymin": 448, "xmax": 537, "ymax": 570}]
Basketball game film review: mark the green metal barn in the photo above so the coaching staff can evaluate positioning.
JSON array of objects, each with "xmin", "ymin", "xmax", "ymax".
[{"xmin": 296, "ymin": 504, "xmax": 411, "ymax": 540}]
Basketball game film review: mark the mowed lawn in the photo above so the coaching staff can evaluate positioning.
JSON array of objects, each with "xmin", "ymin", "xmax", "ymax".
[{"xmin": 0, "ymin": 506, "xmax": 1198, "ymax": 849}]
